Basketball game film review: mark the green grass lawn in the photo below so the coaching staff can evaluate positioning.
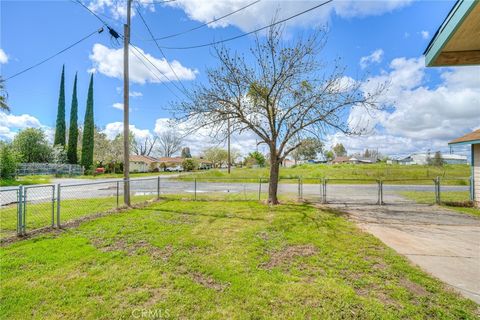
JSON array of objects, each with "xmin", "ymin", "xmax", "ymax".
[
  {"xmin": 400, "ymin": 191, "xmax": 480, "ymax": 217},
  {"xmin": 1, "ymin": 200, "xmax": 477, "ymax": 319},
  {"xmin": 0, "ymin": 194, "xmax": 157, "ymax": 239},
  {"xmin": 180, "ymin": 164, "xmax": 470, "ymax": 185},
  {"xmin": 0, "ymin": 175, "xmax": 52, "ymax": 186}
]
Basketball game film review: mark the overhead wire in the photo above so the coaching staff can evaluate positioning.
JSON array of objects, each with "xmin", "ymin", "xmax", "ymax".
[
  {"xmin": 156, "ymin": 0, "xmax": 333, "ymax": 50},
  {"xmin": 73, "ymin": 0, "xmax": 186, "ymax": 99},
  {"xmin": 150, "ymin": 0, "xmax": 261, "ymax": 41},
  {"xmin": 129, "ymin": 43, "xmax": 188, "ymax": 99},
  {"xmin": 133, "ymin": 2, "xmax": 191, "ymax": 98},
  {"xmin": 4, "ymin": 28, "xmax": 104, "ymax": 81},
  {"xmin": 129, "ymin": 46, "xmax": 182, "ymax": 99}
]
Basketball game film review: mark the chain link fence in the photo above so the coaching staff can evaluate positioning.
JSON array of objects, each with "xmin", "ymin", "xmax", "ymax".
[
  {"xmin": 16, "ymin": 163, "xmax": 84, "ymax": 176},
  {"xmin": 0, "ymin": 176, "xmax": 473, "ymax": 240}
]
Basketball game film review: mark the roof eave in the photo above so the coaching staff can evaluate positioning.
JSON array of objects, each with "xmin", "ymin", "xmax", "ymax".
[{"xmin": 424, "ymin": 0, "xmax": 478, "ymax": 67}]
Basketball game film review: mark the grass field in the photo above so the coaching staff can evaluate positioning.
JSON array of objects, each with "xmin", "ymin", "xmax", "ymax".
[
  {"xmin": 400, "ymin": 191, "xmax": 480, "ymax": 217},
  {"xmin": 1, "ymin": 200, "xmax": 477, "ymax": 319},
  {"xmin": 179, "ymin": 164, "xmax": 471, "ymax": 185},
  {"xmin": 0, "ymin": 175, "xmax": 52, "ymax": 187}
]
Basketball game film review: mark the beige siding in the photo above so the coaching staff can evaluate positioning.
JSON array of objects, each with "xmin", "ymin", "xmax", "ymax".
[{"xmin": 474, "ymin": 144, "xmax": 480, "ymax": 206}]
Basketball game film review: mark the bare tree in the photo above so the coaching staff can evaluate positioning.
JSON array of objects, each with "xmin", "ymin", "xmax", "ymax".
[
  {"xmin": 157, "ymin": 130, "xmax": 183, "ymax": 157},
  {"xmin": 176, "ymin": 24, "xmax": 384, "ymax": 204},
  {"xmin": 132, "ymin": 136, "xmax": 158, "ymax": 156},
  {"xmin": 0, "ymin": 77, "xmax": 9, "ymax": 112}
]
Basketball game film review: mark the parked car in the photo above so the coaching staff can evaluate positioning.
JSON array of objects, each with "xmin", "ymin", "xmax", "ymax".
[{"xmin": 165, "ymin": 165, "xmax": 184, "ymax": 172}]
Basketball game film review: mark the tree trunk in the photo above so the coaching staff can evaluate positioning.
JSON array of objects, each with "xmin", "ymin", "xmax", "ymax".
[{"xmin": 268, "ymin": 155, "xmax": 281, "ymax": 204}]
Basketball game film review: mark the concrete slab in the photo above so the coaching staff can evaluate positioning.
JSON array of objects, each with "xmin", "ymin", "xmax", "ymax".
[{"xmin": 327, "ymin": 202, "xmax": 480, "ymax": 304}]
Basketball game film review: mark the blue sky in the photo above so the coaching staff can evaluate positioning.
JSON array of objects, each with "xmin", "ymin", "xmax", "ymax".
[{"xmin": 1, "ymin": 0, "xmax": 479, "ymax": 157}]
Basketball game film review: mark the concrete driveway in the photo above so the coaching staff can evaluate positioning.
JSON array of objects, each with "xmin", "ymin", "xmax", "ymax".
[{"xmin": 326, "ymin": 202, "xmax": 480, "ymax": 304}]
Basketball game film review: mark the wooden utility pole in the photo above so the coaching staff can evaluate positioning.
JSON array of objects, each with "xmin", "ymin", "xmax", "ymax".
[
  {"xmin": 123, "ymin": 0, "xmax": 132, "ymax": 206},
  {"xmin": 227, "ymin": 117, "xmax": 231, "ymax": 174}
]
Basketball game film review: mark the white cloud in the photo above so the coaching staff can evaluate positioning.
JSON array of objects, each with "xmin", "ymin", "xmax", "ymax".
[
  {"xmin": 166, "ymin": 0, "xmax": 412, "ymax": 31},
  {"xmin": 359, "ymin": 49, "xmax": 384, "ymax": 69},
  {"xmin": 130, "ymin": 91, "xmax": 143, "ymax": 97},
  {"xmin": 112, "ymin": 102, "xmax": 124, "ymax": 110},
  {"xmin": 89, "ymin": 43, "xmax": 197, "ymax": 84},
  {"xmin": 0, "ymin": 49, "xmax": 8, "ymax": 64},
  {"xmin": 87, "ymin": 0, "xmax": 412, "ymax": 32},
  {"xmin": 420, "ymin": 30, "xmax": 429, "ymax": 39},
  {"xmin": 102, "ymin": 122, "xmax": 153, "ymax": 141},
  {"xmin": 0, "ymin": 112, "xmax": 47, "ymax": 141},
  {"xmin": 86, "ymin": 0, "xmax": 155, "ymax": 21},
  {"xmin": 344, "ymin": 57, "xmax": 480, "ymax": 156}
]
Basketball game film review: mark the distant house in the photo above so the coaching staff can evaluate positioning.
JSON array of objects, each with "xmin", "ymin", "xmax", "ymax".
[
  {"xmin": 282, "ymin": 159, "xmax": 296, "ymax": 167},
  {"xmin": 129, "ymin": 155, "xmax": 160, "ymax": 172},
  {"xmin": 197, "ymin": 159, "xmax": 213, "ymax": 170},
  {"xmin": 331, "ymin": 156, "xmax": 350, "ymax": 164},
  {"xmin": 398, "ymin": 153, "xmax": 467, "ymax": 165}
]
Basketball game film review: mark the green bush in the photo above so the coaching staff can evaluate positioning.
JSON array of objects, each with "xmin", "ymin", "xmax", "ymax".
[
  {"xmin": 0, "ymin": 144, "xmax": 18, "ymax": 179},
  {"xmin": 182, "ymin": 158, "xmax": 197, "ymax": 171}
]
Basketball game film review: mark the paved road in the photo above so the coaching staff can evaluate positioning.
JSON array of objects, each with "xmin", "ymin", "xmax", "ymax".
[{"xmin": 326, "ymin": 202, "xmax": 480, "ymax": 304}]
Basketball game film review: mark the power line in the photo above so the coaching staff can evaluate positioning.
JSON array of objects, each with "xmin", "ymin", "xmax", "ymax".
[
  {"xmin": 150, "ymin": 0, "xmax": 261, "ymax": 41},
  {"xmin": 129, "ymin": 43, "xmax": 188, "ymax": 99},
  {"xmin": 157, "ymin": 0, "xmax": 333, "ymax": 50},
  {"xmin": 134, "ymin": 3, "xmax": 191, "ymax": 97},
  {"xmin": 4, "ymin": 28, "xmax": 104, "ymax": 82},
  {"xmin": 72, "ymin": 0, "xmax": 109, "ymax": 26},
  {"xmin": 73, "ymin": 0, "xmax": 122, "ymax": 40},
  {"xmin": 129, "ymin": 46, "xmax": 182, "ymax": 99}
]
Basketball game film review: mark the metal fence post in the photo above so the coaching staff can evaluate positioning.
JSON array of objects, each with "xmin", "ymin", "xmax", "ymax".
[
  {"xmin": 194, "ymin": 178, "xmax": 197, "ymax": 201},
  {"xmin": 56, "ymin": 184, "xmax": 61, "ymax": 228},
  {"xmin": 17, "ymin": 185, "xmax": 24, "ymax": 236},
  {"xmin": 22, "ymin": 187, "xmax": 27, "ymax": 235},
  {"xmin": 322, "ymin": 179, "xmax": 327, "ymax": 204},
  {"xmin": 258, "ymin": 178, "xmax": 262, "ymax": 201},
  {"xmin": 436, "ymin": 177, "xmax": 441, "ymax": 204},
  {"xmin": 297, "ymin": 178, "xmax": 301, "ymax": 201},
  {"xmin": 116, "ymin": 181, "xmax": 120, "ymax": 208},
  {"xmin": 51, "ymin": 185, "xmax": 55, "ymax": 227},
  {"xmin": 377, "ymin": 179, "xmax": 384, "ymax": 205},
  {"xmin": 319, "ymin": 178, "xmax": 323, "ymax": 202},
  {"xmin": 157, "ymin": 176, "xmax": 160, "ymax": 200},
  {"xmin": 381, "ymin": 180, "xmax": 384, "ymax": 205}
]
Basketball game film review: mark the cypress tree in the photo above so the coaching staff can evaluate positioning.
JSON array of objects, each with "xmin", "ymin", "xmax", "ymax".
[
  {"xmin": 81, "ymin": 74, "xmax": 94, "ymax": 171},
  {"xmin": 67, "ymin": 73, "xmax": 78, "ymax": 164},
  {"xmin": 54, "ymin": 65, "xmax": 66, "ymax": 146}
]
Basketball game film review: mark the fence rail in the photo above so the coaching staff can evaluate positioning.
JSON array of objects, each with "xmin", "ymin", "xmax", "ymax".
[{"xmin": 0, "ymin": 176, "xmax": 473, "ymax": 240}]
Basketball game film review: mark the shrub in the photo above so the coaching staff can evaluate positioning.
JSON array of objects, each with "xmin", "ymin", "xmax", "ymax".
[
  {"xmin": 182, "ymin": 158, "xmax": 197, "ymax": 171},
  {"xmin": 0, "ymin": 144, "xmax": 17, "ymax": 179}
]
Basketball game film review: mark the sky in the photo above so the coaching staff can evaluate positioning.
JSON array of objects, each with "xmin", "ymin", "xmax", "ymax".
[{"xmin": 1, "ymin": 0, "xmax": 479, "ymax": 159}]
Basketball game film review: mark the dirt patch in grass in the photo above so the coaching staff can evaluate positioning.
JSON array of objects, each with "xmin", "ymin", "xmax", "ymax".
[
  {"xmin": 355, "ymin": 285, "xmax": 400, "ymax": 307},
  {"xmin": 91, "ymin": 238, "xmax": 174, "ymax": 261},
  {"xmin": 191, "ymin": 272, "xmax": 230, "ymax": 292},
  {"xmin": 260, "ymin": 244, "xmax": 318, "ymax": 269},
  {"xmin": 400, "ymin": 278, "xmax": 429, "ymax": 297}
]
